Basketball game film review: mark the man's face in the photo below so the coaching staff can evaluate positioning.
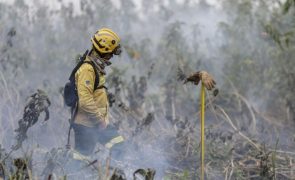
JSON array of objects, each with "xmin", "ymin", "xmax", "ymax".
[{"xmin": 98, "ymin": 52, "xmax": 113, "ymax": 66}]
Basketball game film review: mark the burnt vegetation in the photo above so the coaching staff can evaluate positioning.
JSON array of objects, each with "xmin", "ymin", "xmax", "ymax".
[{"xmin": 0, "ymin": 0, "xmax": 295, "ymax": 179}]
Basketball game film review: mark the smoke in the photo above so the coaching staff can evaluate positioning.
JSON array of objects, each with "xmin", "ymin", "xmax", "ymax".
[
  {"xmin": 0, "ymin": 0, "xmax": 232, "ymax": 166},
  {"xmin": 1, "ymin": 0, "xmax": 295, "ymax": 179}
]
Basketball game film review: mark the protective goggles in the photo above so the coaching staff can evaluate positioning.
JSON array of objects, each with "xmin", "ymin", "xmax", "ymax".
[{"xmin": 113, "ymin": 44, "xmax": 122, "ymax": 55}]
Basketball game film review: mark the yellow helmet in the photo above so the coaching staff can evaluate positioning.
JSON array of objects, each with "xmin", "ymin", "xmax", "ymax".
[{"xmin": 91, "ymin": 28, "xmax": 121, "ymax": 54}]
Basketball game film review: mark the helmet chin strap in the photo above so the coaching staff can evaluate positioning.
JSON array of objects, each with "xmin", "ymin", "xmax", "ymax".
[{"xmin": 97, "ymin": 57, "xmax": 112, "ymax": 66}]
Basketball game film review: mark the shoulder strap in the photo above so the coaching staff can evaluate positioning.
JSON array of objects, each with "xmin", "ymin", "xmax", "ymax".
[
  {"xmin": 69, "ymin": 50, "xmax": 89, "ymax": 81},
  {"xmin": 68, "ymin": 50, "xmax": 100, "ymax": 90}
]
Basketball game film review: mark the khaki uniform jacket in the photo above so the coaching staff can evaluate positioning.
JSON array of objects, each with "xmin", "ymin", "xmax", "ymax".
[{"xmin": 74, "ymin": 56, "xmax": 109, "ymax": 127}]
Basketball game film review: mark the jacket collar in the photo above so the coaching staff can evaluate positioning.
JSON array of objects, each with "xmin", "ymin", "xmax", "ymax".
[{"xmin": 87, "ymin": 56, "xmax": 106, "ymax": 75}]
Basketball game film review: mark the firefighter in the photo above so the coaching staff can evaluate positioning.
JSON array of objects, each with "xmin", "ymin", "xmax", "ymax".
[{"xmin": 72, "ymin": 28, "xmax": 124, "ymax": 157}]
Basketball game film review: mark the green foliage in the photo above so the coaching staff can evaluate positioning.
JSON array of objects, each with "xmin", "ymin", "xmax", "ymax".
[
  {"xmin": 282, "ymin": 0, "xmax": 295, "ymax": 14},
  {"xmin": 164, "ymin": 170, "xmax": 190, "ymax": 180}
]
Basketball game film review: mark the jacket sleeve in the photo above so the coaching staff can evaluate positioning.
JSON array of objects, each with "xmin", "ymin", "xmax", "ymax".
[{"xmin": 76, "ymin": 64, "xmax": 103, "ymax": 121}]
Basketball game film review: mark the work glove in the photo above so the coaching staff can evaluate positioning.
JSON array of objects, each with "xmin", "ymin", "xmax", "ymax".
[
  {"xmin": 95, "ymin": 113, "xmax": 107, "ymax": 129},
  {"xmin": 185, "ymin": 71, "xmax": 216, "ymax": 90},
  {"xmin": 99, "ymin": 118, "xmax": 107, "ymax": 129}
]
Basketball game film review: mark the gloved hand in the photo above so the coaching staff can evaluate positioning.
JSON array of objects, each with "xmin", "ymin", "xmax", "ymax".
[
  {"xmin": 96, "ymin": 113, "xmax": 107, "ymax": 129},
  {"xmin": 99, "ymin": 118, "xmax": 107, "ymax": 129},
  {"xmin": 185, "ymin": 71, "xmax": 216, "ymax": 90}
]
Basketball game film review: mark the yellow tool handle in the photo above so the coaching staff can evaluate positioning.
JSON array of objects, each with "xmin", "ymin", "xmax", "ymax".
[{"xmin": 200, "ymin": 83, "xmax": 205, "ymax": 180}]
